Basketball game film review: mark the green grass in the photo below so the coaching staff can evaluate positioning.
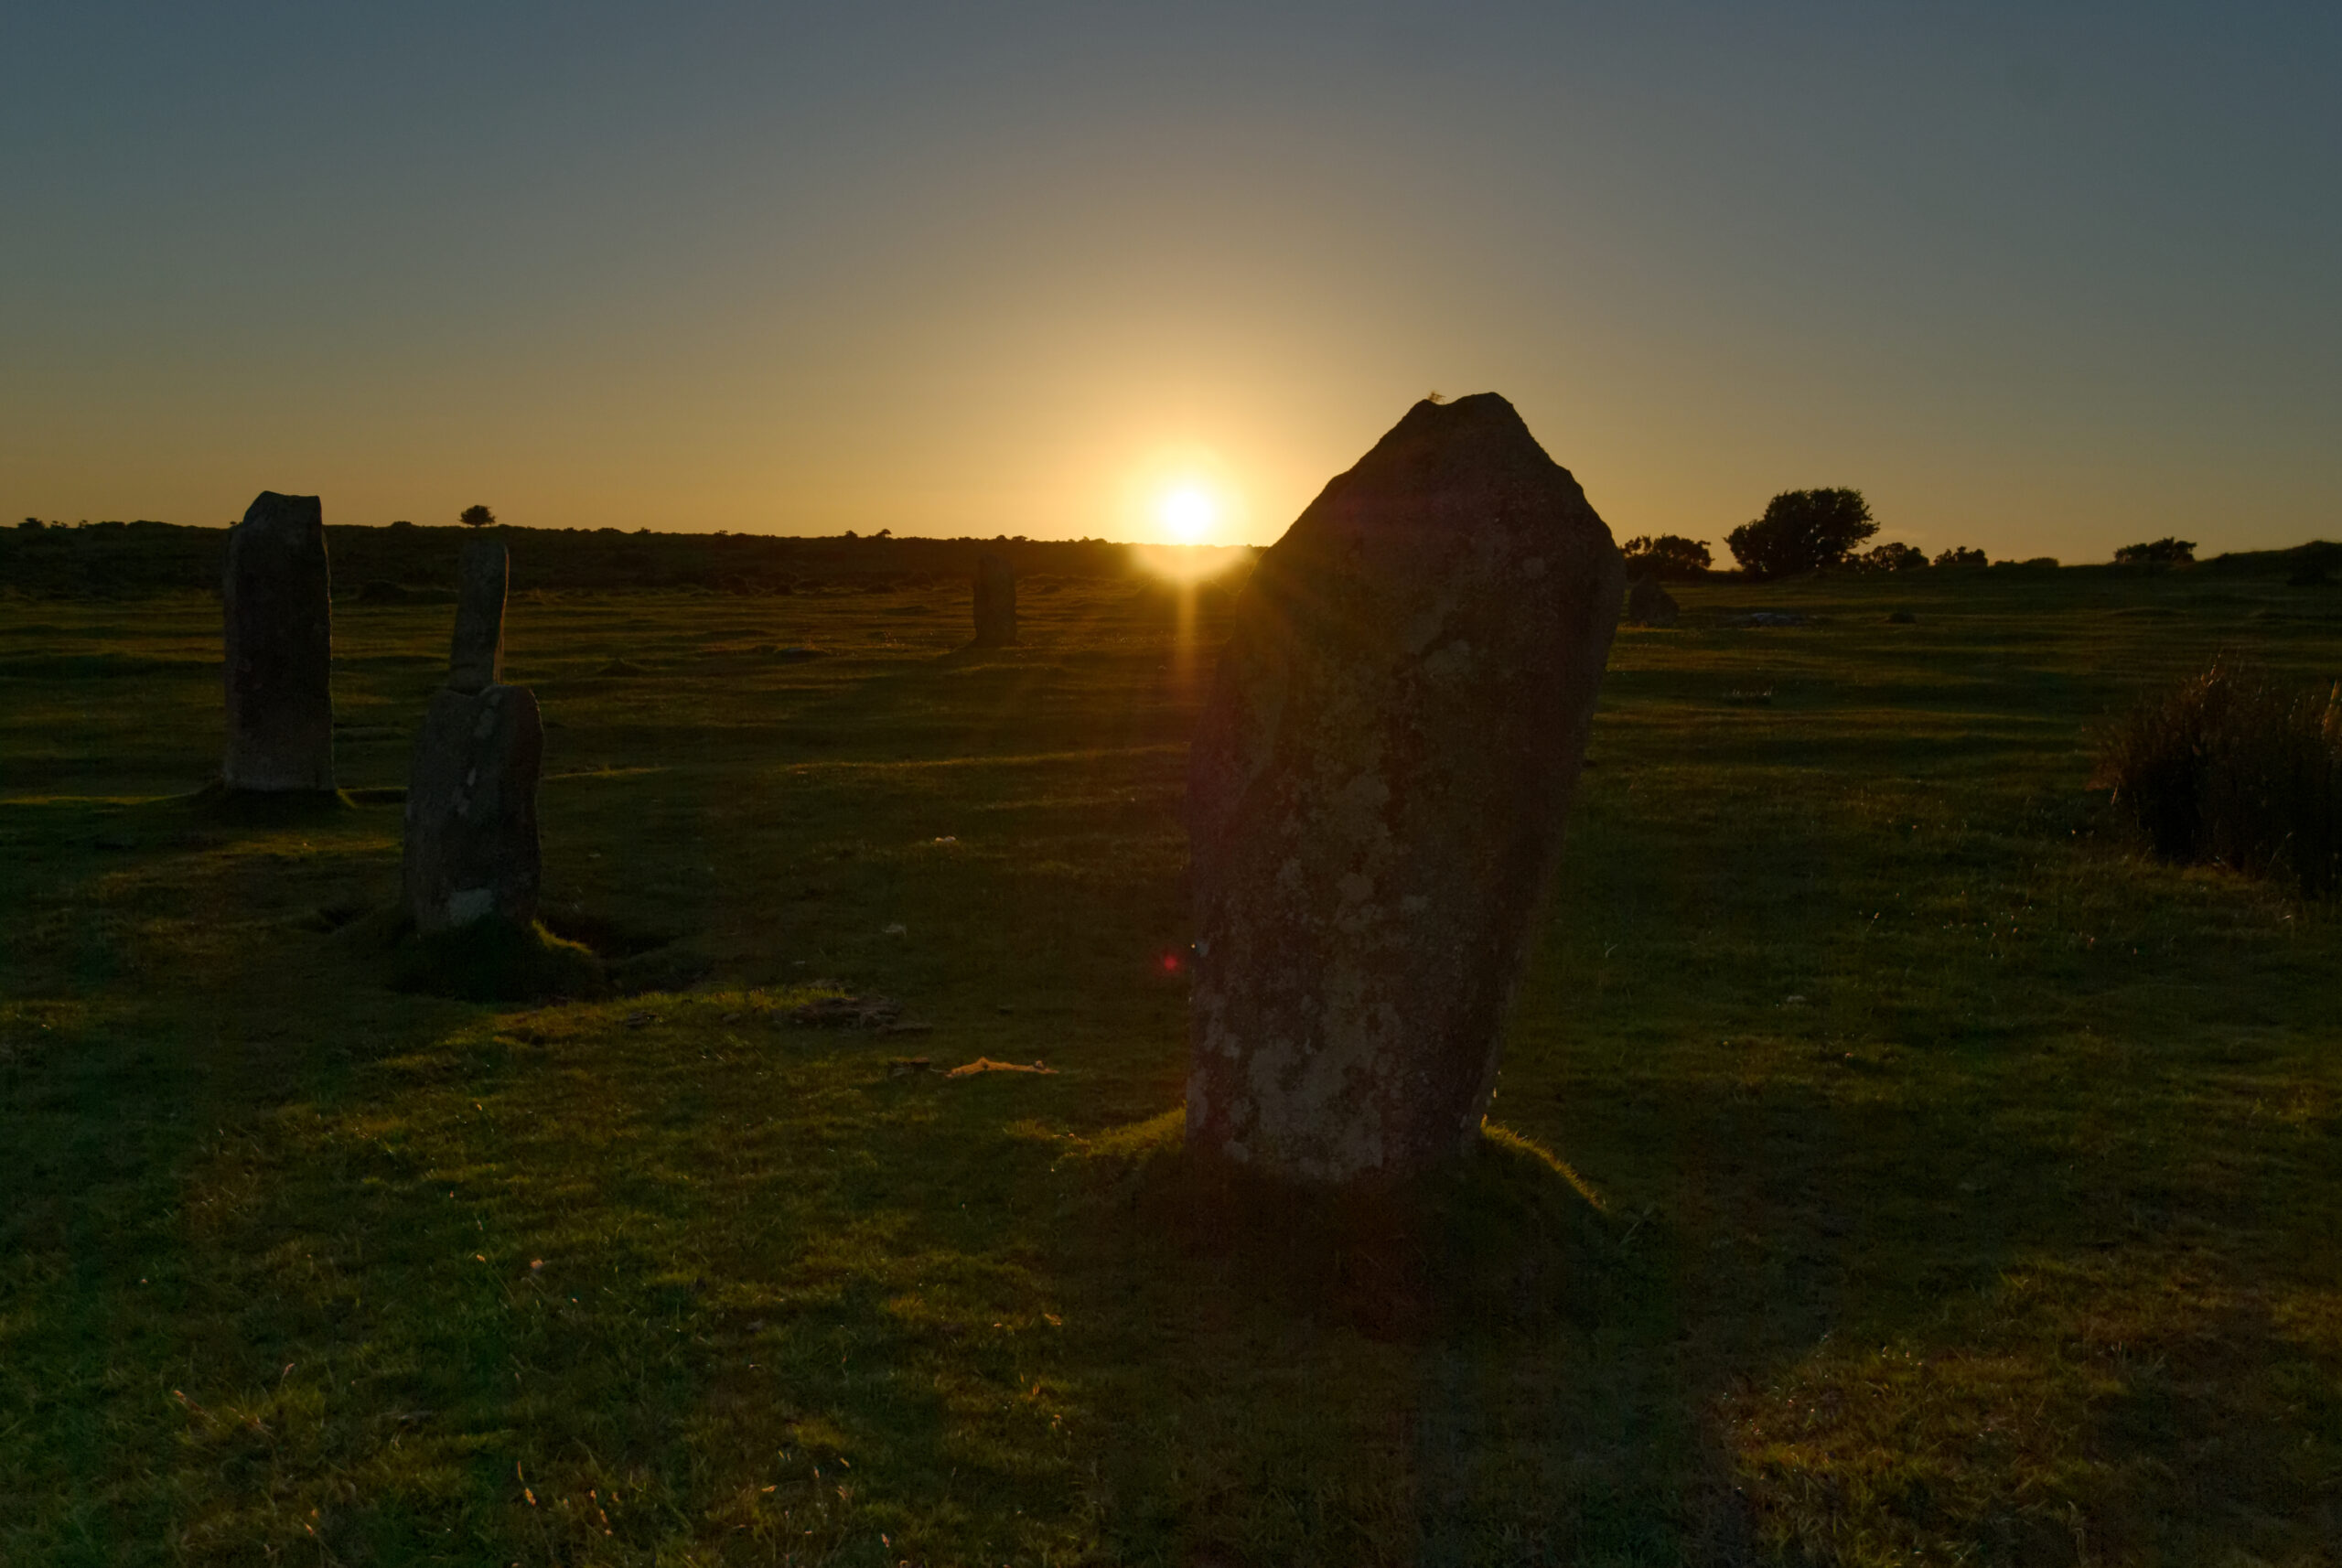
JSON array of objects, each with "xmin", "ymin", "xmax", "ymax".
[{"xmin": 4, "ymin": 567, "xmax": 2339, "ymax": 1564}]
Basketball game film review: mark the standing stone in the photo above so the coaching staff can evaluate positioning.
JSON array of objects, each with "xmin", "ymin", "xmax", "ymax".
[
  {"xmin": 401, "ymin": 685, "xmax": 544, "ymax": 933},
  {"xmin": 1627, "ymin": 573, "xmax": 1679, "ymax": 627},
  {"xmin": 447, "ymin": 537, "xmax": 508, "ymax": 693},
  {"xmin": 402, "ymin": 540, "xmax": 542, "ymax": 934},
  {"xmin": 1185, "ymin": 394, "xmax": 1624, "ymax": 1183},
  {"xmin": 221, "ymin": 491, "xmax": 335, "ymax": 791},
  {"xmin": 972, "ymin": 553, "xmax": 1017, "ymax": 646}
]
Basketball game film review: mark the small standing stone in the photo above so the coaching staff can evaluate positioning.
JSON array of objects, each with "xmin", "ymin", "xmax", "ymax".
[
  {"xmin": 402, "ymin": 540, "xmax": 543, "ymax": 934},
  {"xmin": 1186, "ymin": 393, "xmax": 1624, "ymax": 1183},
  {"xmin": 447, "ymin": 536, "xmax": 508, "ymax": 693},
  {"xmin": 972, "ymin": 553, "xmax": 1017, "ymax": 646},
  {"xmin": 402, "ymin": 685, "xmax": 544, "ymax": 933},
  {"xmin": 221, "ymin": 490, "xmax": 336, "ymax": 792},
  {"xmin": 1627, "ymin": 573, "xmax": 1679, "ymax": 627}
]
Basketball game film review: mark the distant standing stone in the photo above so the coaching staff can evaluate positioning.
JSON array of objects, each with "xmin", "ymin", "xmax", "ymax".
[
  {"xmin": 447, "ymin": 536, "xmax": 508, "ymax": 693},
  {"xmin": 402, "ymin": 684, "xmax": 544, "ymax": 933},
  {"xmin": 1186, "ymin": 393, "xmax": 1624, "ymax": 1183},
  {"xmin": 1627, "ymin": 574, "xmax": 1679, "ymax": 627},
  {"xmin": 972, "ymin": 553, "xmax": 1017, "ymax": 646},
  {"xmin": 221, "ymin": 490, "xmax": 335, "ymax": 792}
]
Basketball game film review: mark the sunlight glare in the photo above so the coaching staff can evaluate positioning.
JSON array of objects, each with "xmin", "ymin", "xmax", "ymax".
[{"xmin": 1159, "ymin": 485, "xmax": 1218, "ymax": 543}]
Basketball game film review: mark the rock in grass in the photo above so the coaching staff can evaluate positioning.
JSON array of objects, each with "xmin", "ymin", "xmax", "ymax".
[
  {"xmin": 447, "ymin": 537, "xmax": 508, "ymax": 693},
  {"xmin": 788, "ymin": 994, "xmax": 902, "ymax": 1029},
  {"xmin": 1185, "ymin": 393, "xmax": 1624, "ymax": 1184},
  {"xmin": 221, "ymin": 491, "xmax": 335, "ymax": 792},
  {"xmin": 401, "ymin": 684, "xmax": 544, "ymax": 933},
  {"xmin": 972, "ymin": 553, "xmax": 1017, "ymax": 646},
  {"xmin": 1626, "ymin": 574, "xmax": 1679, "ymax": 627}
]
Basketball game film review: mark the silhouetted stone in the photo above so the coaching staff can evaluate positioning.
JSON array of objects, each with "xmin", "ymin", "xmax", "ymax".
[
  {"xmin": 447, "ymin": 537, "xmax": 508, "ymax": 693},
  {"xmin": 221, "ymin": 491, "xmax": 335, "ymax": 791},
  {"xmin": 1627, "ymin": 574, "xmax": 1679, "ymax": 627},
  {"xmin": 402, "ymin": 683, "xmax": 543, "ymax": 933},
  {"xmin": 972, "ymin": 554, "xmax": 1016, "ymax": 645},
  {"xmin": 1885, "ymin": 609, "xmax": 1917, "ymax": 624},
  {"xmin": 1186, "ymin": 393, "xmax": 1624, "ymax": 1183}
]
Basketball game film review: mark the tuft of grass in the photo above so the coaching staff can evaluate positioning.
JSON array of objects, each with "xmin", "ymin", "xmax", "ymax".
[{"xmin": 2093, "ymin": 662, "xmax": 2342, "ymax": 895}]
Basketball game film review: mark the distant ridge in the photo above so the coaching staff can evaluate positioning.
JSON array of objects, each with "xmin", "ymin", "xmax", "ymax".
[{"xmin": 0, "ymin": 520, "xmax": 1255, "ymax": 598}]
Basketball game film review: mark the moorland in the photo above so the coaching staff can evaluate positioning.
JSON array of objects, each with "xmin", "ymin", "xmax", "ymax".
[{"xmin": 4, "ymin": 545, "xmax": 2339, "ymax": 1565}]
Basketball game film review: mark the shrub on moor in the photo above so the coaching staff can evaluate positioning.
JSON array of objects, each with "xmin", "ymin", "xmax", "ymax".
[{"xmin": 2094, "ymin": 664, "xmax": 2342, "ymax": 897}]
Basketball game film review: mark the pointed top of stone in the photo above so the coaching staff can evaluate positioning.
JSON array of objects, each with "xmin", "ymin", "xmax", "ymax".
[
  {"xmin": 447, "ymin": 536, "xmax": 509, "ymax": 693},
  {"xmin": 235, "ymin": 498, "xmax": 328, "ymax": 571},
  {"xmin": 238, "ymin": 489, "xmax": 325, "ymax": 541},
  {"xmin": 1298, "ymin": 393, "xmax": 1586, "ymax": 545}
]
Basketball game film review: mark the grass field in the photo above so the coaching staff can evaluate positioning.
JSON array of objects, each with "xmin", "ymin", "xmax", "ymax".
[{"xmin": 4, "ymin": 563, "xmax": 2339, "ymax": 1565}]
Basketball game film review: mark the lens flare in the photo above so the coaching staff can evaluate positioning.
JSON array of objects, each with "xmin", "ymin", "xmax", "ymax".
[{"xmin": 1159, "ymin": 486, "xmax": 1217, "ymax": 542}]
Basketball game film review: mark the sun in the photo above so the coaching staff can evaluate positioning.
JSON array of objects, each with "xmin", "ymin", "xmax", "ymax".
[{"xmin": 1159, "ymin": 485, "xmax": 1219, "ymax": 543}]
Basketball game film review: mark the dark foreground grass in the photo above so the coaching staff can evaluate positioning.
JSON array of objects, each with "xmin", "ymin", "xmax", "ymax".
[{"xmin": 4, "ymin": 568, "xmax": 2340, "ymax": 1564}]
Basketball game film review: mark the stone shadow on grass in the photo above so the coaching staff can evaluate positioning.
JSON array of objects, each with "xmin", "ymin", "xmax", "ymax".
[{"xmin": 1047, "ymin": 1112, "xmax": 1766, "ymax": 1565}]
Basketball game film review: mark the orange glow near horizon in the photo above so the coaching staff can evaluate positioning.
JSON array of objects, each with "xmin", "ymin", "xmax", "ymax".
[
  {"xmin": 1121, "ymin": 442, "xmax": 1258, "ymax": 547},
  {"xmin": 1128, "ymin": 540, "xmax": 1250, "ymax": 584}
]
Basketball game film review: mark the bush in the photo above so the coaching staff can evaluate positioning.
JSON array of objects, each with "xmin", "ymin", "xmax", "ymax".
[
  {"xmin": 1619, "ymin": 534, "xmax": 1713, "ymax": 580},
  {"xmin": 1853, "ymin": 542, "xmax": 1927, "ymax": 573},
  {"xmin": 2115, "ymin": 537, "xmax": 2196, "ymax": 568},
  {"xmin": 1932, "ymin": 546, "xmax": 1986, "ymax": 568},
  {"xmin": 2092, "ymin": 665, "xmax": 2342, "ymax": 897},
  {"xmin": 1724, "ymin": 489, "xmax": 1876, "ymax": 580}
]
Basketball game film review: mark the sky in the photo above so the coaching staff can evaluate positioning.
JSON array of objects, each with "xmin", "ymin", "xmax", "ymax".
[{"xmin": 3, "ymin": 2, "xmax": 2337, "ymax": 561}]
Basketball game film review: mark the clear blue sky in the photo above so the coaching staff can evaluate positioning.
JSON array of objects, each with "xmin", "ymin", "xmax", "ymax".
[{"xmin": 4, "ymin": 2, "xmax": 2336, "ymax": 560}]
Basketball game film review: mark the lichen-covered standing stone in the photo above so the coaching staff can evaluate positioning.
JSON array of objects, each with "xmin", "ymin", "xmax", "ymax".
[
  {"xmin": 972, "ymin": 553, "xmax": 1016, "ymax": 646},
  {"xmin": 1185, "ymin": 394, "xmax": 1624, "ymax": 1182},
  {"xmin": 447, "ymin": 537, "xmax": 508, "ymax": 693},
  {"xmin": 403, "ymin": 539, "xmax": 543, "ymax": 933},
  {"xmin": 402, "ymin": 684, "xmax": 544, "ymax": 933},
  {"xmin": 221, "ymin": 490, "xmax": 335, "ymax": 791}
]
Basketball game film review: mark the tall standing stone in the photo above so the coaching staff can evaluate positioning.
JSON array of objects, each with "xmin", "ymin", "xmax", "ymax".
[
  {"xmin": 972, "ymin": 553, "xmax": 1016, "ymax": 646},
  {"xmin": 447, "ymin": 536, "xmax": 508, "ymax": 693},
  {"xmin": 221, "ymin": 490, "xmax": 336, "ymax": 792},
  {"xmin": 1185, "ymin": 394, "xmax": 1624, "ymax": 1183},
  {"xmin": 402, "ymin": 540, "xmax": 543, "ymax": 934}
]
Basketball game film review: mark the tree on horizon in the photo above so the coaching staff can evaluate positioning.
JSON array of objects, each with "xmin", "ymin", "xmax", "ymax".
[
  {"xmin": 1620, "ymin": 533, "xmax": 1714, "ymax": 579},
  {"xmin": 460, "ymin": 504, "xmax": 496, "ymax": 529},
  {"xmin": 1725, "ymin": 489, "xmax": 1877, "ymax": 580}
]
